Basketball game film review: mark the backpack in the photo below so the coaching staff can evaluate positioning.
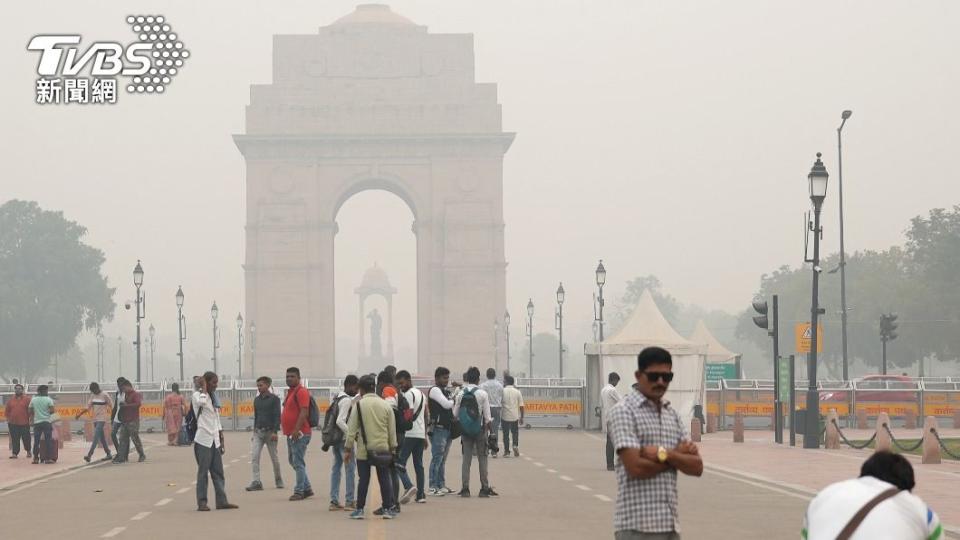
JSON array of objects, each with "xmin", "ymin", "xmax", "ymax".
[
  {"xmin": 321, "ymin": 394, "xmax": 349, "ymax": 446},
  {"xmin": 285, "ymin": 387, "xmax": 321, "ymax": 429},
  {"xmin": 458, "ymin": 387, "xmax": 483, "ymax": 437},
  {"xmin": 400, "ymin": 390, "xmax": 424, "ymax": 432},
  {"xmin": 394, "ymin": 388, "xmax": 413, "ymax": 433},
  {"xmin": 185, "ymin": 402, "xmax": 202, "ymax": 442}
]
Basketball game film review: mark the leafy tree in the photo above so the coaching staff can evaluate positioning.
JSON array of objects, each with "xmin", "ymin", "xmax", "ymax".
[{"xmin": 0, "ymin": 200, "xmax": 115, "ymax": 382}]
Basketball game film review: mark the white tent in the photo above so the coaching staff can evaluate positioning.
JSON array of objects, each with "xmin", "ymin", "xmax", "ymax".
[
  {"xmin": 584, "ymin": 290, "xmax": 707, "ymax": 428},
  {"xmin": 689, "ymin": 320, "xmax": 740, "ymax": 364}
]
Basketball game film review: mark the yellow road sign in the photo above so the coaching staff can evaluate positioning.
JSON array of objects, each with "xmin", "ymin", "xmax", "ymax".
[{"xmin": 795, "ymin": 322, "xmax": 824, "ymax": 353}]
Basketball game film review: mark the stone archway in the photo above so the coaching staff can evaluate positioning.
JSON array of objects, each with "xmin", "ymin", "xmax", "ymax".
[{"xmin": 234, "ymin": 4, "xmax": 513, "ymax": 378}]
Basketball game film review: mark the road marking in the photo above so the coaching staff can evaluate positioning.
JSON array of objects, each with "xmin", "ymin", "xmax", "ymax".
[
  {"xmin": 223, "ymin": 464, "xmax": 231, "ymax": 469},
  {"xmin": 704, "ymin": 469, "xmax": 810, "ymax": 501},
  {"xmin": 576, "ymin": 484, "xmax": 592, "ymax": 491},
  {"xmin": 130, "ymin": 511, "xmax": 151, "ymax": 521},
  {"xmin": 191, "ymin": 481, "xmax": 197, "ymax": 486},
  {"xmin": 559, "ymin": 475, "xmax": 573, "ymax": 481},
  {"xmin": 594, "ymin": 494, "xmax": 612, "ymax": 502},
  {"xmin": 176, "ymin": 487, "xmax": 190, "ymax": 494},
  {"xmin": 101, "ymin": 527, "xmax": 126, "ymax": 538},
  {"xmin": 155, "ymin": 498, "xmax": 173, "ymax": 506},
  {"xmin": 523, "ymin": 456, "xmax": 532, "ymax": 461},
  {"xmin": 584, "ymin": 433, "xmax": 603, "ymax": 442},
  {"xmin": 546, "ymin": 468, "xmax": 557, "ymax": 473},
  {"xmin": 231, "ymin": 459, "xmax": 240, "ymax": 463},
  {"xmin": 533, "ymin": 462, "xmax": 544, "ymax": 467}
]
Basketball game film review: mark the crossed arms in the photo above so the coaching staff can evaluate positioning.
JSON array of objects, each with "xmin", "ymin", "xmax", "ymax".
[{"xmin": 618, "ymin": 440, "xmax": 703, "ymax": 480}]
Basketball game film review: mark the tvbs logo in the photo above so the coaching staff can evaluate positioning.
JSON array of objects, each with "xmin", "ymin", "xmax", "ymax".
[{"xmin": 27, "ymin": 15, "xmax": 189, "ymax": 105}]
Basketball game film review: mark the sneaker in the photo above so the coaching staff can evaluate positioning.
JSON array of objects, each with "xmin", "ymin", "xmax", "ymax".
[
  {"xmin": 348, "ymin": 508, "xmax": 365, "ymax": 520},
  {"xmin": 441, "ymin": 486, "xmax": 456, "ymax": 495},
  {"xmin": 458, "ymin": 489, "xmax": 471, "ymax": 498},
  {"xmin": 478, "ymin": 488, "xmax": 490, "ymax": 498},
  {"xmin": 31, "ymin": 459, "xmax": 40, "ymax": 465},
  {"xmin": 245, "ymin": 482, "xmax": 263, "ymax": 492},
  {"xmin": 197, "ymin": 504, "xmax": 211, "ymax": 512},
  {"xmin": 415, "ymin": 496, "xmax": 427, "ymax": 504},
  {"xmin": 373, "ymin": 507, "xmax": 385, "ymax": 516},
  {"xmin": 382, "ymin": 509, "xmax": 397, "ymax": 520},
  {"xmin": 513, "ymin": 448, "xmax": 520, "ymax": 457},
  {"xmin": 486, "ymin": 488, "xmax": 500, "ymax": 498},
  {"xmin": 137, "ymin": 454, "xmax": 146, "ymax": 463},
  {"xmin": 275, "ymin": 480, "xmax": 285, "ymax": 489},
  {"xmin": 9, "ymin": 455, "xmax": 17, "ymax": 459},
  {"xmin": 215, "ymin": 503, "xmax": 239, "ymax": 510},
  {"xmin": 329, "ymin": 501, "xmax": 343, "ymax": 511},
  {"xmin": 399, "ymin": 486, "xmax": 417, "ymax": 505},
  {"xmin": 503, "ymin": 452, "xmax": 511, "ymax": 459},
  {"xmin": 343, "ymin": 502, "xmax": 356, "ymax": 511},
  {"xmin": 429, "ymin": 488, "xmax": 444, "ymax": 497},
  {"xmin": 83, "ymin": 455, "xmax": 91, "ymax": 463},
  {"xmin": 289, "ymin": 493, "xmax": 305, "ymax": 501},
  {"xmin": 303, "ymin": 489, "xmax": 315, "ymax": 499},
  {"xmin": 491, "ymin": 453, "xmax": 498, "ymax": 459}
]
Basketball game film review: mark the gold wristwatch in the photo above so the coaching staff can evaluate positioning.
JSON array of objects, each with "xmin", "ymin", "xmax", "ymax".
[{"xmin": 657, "ymin": 446, "xmax": 668, "ymax": 463}]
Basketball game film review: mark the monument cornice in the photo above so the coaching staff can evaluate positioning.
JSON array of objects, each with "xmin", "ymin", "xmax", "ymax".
[{"xmin": 233, "ymin": 133, "xmax": 515, "ymax": 159}]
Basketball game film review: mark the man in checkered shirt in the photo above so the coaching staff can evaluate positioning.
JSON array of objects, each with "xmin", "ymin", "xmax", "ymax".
[{"xmin": 608, "ymin": 347, "xmax": 703, "ymax": 540}]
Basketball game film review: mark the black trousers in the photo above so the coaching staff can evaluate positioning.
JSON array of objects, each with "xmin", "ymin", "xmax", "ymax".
[
  {"xmin": 10, "ymin": 424, "xmax": 31, "ymax": 456},
  {"xmin": 606, "ymin": 433, "xmax": 615, "ymax": 469}
]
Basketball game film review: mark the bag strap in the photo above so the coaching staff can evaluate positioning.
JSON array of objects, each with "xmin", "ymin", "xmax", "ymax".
[
  {"xmin": 835, "ymin": 487, "xmax": 900, "ymax": 540},
  {"xmin": 356, "ymin": 399, "xmax": 369, "ymax": 447}
]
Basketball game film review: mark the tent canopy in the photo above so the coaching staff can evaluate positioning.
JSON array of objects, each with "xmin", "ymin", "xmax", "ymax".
[{"xmin": 688, "ymin": 320, "xmax": 739, "ymax": 364}]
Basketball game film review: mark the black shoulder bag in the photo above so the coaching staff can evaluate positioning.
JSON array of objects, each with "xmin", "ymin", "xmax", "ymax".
[{"xmin": 356, "ymin": 400, "xmax": 395, "ymax": 468}]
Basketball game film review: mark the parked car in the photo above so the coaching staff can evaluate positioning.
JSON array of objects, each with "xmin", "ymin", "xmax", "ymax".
[{"xmin": 820, "ymin": 374, "xmax": 917, "ymax": 402}]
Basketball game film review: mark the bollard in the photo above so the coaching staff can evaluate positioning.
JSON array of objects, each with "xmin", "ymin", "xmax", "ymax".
[
  {"xmin": 733, "ymin": 413, "xmax": 745, "ymax": 443},
  {"xmin": 905, "ymin": 409, "xmax": 917, "ymax": 430},
  {"xmin": 825, "ymin": 409, "xmax": 840, "ymax": 450},
  {"xmin": 922, "ymin": 416, "xmax": 941, "ymax": 465},
  {"xmin": 84, "ymin": 420, "xmax": 94, "ymax": 442},
  {"xmin": 953, "ymin": 409, "xmax": 960, "ymax": 429},
  {"xmin": 875, "ymin": 412, "xmax": 892, "ymax": 453},
  {"xmin": 691, "ymin": 418, "xmax": 702, "ymax": 442},
  {"xmin": 60, "ymin": 418, "xmax": 72, "ymax": 442},
  {"xmin": 856, "ymin": 409, "xmax": 868, "ymax": 429},
  {"xmin": 706, "ymin": 414, "xmax": 717, "ymax": 434}
]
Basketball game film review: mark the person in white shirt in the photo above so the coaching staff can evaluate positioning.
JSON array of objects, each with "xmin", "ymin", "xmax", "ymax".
[
  {"xmin": 453, "ymin": 366, "xmax": 498, "ymax": 498},
  {"xmin": 479, "ymin": 368, "xmax": 505, "ymax": 457},
  {"xmin": 192, "ymin": 372, "xmax": 238, "ymax": 512},
  {"xmin": 329, "ymin": 374, "xmax": 359, "ymax": 511},
  {"xmin": 803, "ymin": 451, "xmax": 941, "ymax": 540},
  {"xmin": 600, "ymin": 372, "xmax": 622, "ymax": 471},
  {"xmin": 500, "ymin": 376, "xmax": 525, "ymax": 457},
  {"xmin": 427, "ymin": 367, "xmax": 459, "ymax": 496},
  {"xmin": 395, "ymin": 370, "xmax": 429, "ymax": 504}
]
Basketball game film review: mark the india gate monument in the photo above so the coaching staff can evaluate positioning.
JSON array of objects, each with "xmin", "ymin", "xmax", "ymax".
[{"xmin": 234, "ymin": 4, "xmax": 514, "ymax": 378}]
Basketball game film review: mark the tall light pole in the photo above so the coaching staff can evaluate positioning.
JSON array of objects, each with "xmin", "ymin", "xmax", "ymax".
[
  {"xmin": 96, "ymin": 329, "xmax": 104, "ymax": 381},
  {"xmin": 804, "ymin": 152, "xmax": 829, "ymax": 449},
  {"xmin": 526, "ymin": 299, "xmax": 534, "ymax": 378},
  {"xmin": 837, "ymin": 110, "xmax": 852, "ymax": 381},
  {"xmin": 493, "ymin": 319, "xmax": 500, "ymax": 372},
  {"xmin": 504, "ymin": 311, "xmax": 511, "ymax": 374},
  {"xmin": 176, "ymin": 286, "xmax": 186, "ymax": 381},
  {"xmin": 117, "ymin": 335, "xmax": 123, "ymax": 377},
  {"xmin": 249, "ymin": 320, "xmax": 257, "ymax": 379},
  {"xmin": 595, "ymin": 260, "xmax": 607, "ymax": 341},
  {"xmin": 236, "ymin": 312, "xmax": 244, "ymax": 380},
  {"xmin": 211, "ymin": 301, "xmax": 220, "ymax": 375},
  {"xmin": 132, "ymin": 260, "xmax": 145, "ymax": 382},
  {"xmin": 148, "ymin": 324, "xmax": 156, "ymax": 381},
  {"xmin": 555, "ymin": 283, "xmax": 565, "ymax": 379}
]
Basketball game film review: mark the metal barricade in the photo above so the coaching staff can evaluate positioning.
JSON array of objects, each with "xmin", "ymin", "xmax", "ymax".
[
  {"xmin": 920, "ymin": 381, "xmax": 960, "ymax": 418},
  {"xmin": 851, "ymin": 379, "xmax": 920, "ymax": 426},
  {"xmin": 516, "ymin": 383, "xmax": 584, "ymax": 429}
]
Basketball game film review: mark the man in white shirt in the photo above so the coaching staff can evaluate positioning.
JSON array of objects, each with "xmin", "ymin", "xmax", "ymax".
[
  {"xmin": 329, "ymin": 374, "xmax": 359, "ymax": 511},
  {"xmin": 479, "ymin": 368, "xmax": 505, "ymax": 457},
  {"xmin": 500, "ymin": 375, "xmax": 525, "ymax": 457},
  {"xmin": 600, "ymin": 372, "xmax": 622, "ymax": 471},
  {"xmin": 803, "ymin": 451, "xmax": 941, "ymax": 540},
  {"xmin": 395, "ymin": 370, "xmax": 429, "ymax": 504},
  {"xmin": 427, "ymin": 367, "xmax": 459, "ymax": 496},
  {"xmin": 192, "ymin": 372, "xmax": 238, "ymax": 512},
  {"xmin": 453, "ymin": 366, "xmax": 498, "ymax": 498}
]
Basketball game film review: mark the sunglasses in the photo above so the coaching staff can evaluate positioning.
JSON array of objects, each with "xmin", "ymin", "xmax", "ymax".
[{"xmin": 644, "ymin": 371, "xmax": 674, "ymax": 383}]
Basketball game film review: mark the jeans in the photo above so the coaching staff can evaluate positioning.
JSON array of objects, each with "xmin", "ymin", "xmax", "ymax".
[
  {"xmin": 461, "ymin": 433, "xmax": 489, "ymax": 491},
  {"xmin": 329, "ymin": 442, "xmax": 355, "ymax": 504},
  {"xmin": 32, "ymin": 422, "xmax": 53, "ymax": 460},
  {"xmin": 110, "ymin": 421, "xmax": 122, "ymax": 451},
  {"xmin": 286, "ymin": 434, "xmax": 312, "ymax": 494},
  {"xmin": 356, "ymin": 459, "xmax": 394, "ymax": 511},
  {"xmin": 250, "ymin": 429, "xmax": 283, "ymax": 486},
  {"xmin": 118, "ymin": 420, "xmax": 144, "ymax": 460},
  {"xmin": 489, "ymin": 407, "xmax": 502, "ymax": 453},
  {"xmin": 88, "ymin": 421, "xmax": 111, "ymax": 458},
  {"xmin": 398, "ymin": 437, "xmax": 426, "ymax": 498},
  {"xmin": 502, "ymin": 420, "xmax": 520, "ymax": 451},
  {"xmin": 428, "ymin": 426, "xmax": 451, "ymax": 490},
  {"xmin": 606, "ymin": 433, "xmax": 616, "ymax": 469},
  {"xmin": 9, "ymin": 424, "xmax": 30, "ymax": 456},
  {"xmin": 390, "ymin": 432, "xmax": 404, "ymax": 510},
  {"xmin": 194, "ymin": 442, "xmax": 228, "ymax": 507}
]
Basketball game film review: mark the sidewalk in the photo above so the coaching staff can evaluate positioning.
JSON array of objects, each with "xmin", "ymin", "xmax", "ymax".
[{"xmin": 700, "ymin": 429, "xmax": 960, "ymax": 530}]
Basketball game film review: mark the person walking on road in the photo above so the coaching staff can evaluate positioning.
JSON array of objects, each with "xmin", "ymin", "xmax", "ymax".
[
  {"xmin": 192, "ymin": 371, "xmax": 238, "ymax": 512},
  {"xmin": 601, "ymin": 372, "xmax": 622, "ymax": 471},
  {"xmin": 282, "ymin": 367, "xmax": 314, "ymax": 501},
  {"xmin": 28, "ymin": 385, "xmax": 55, "ymax": 464},
  {"xmin": 454, "ymin": 366, "xmax": 498, "ymax": 498},
  {"xmin": 113, "ymin": 380, "xmax": 146, "ymax": 463},
  {"xmin": 395, "ymin": 370, "xmax": 428, "ymax": 504},
  {"xmin": 500, "ymin": 375, "xmax": 524, "ymax": 458},
  {"xmin": 427, "ymin": 367, "xmax": 458, "ymax": 496},
  {"xmin": 163, "ymin": 383, "xmax": 187, "ymax": 446},
  {"xmin": 75, "ymin": 382, "xmax": 113, "ymax": 462},
  {"xmin": 480, "ymin": 367, "xmax": 504, "ymax": 458},
  {"xmin": 802, "ymin": 451, "xmax": 941, "ymax": 540},
  {"xmin": 608, "ymin": 347, "xmax": 703, "ymax": 540},
  {"xmin": 109, "ymin": 377, "xmax": 127, "ymax": 453},
  {"xmin": 345, "ymin": 375, "xmax": 398, "ymax": 520},
  {"xmin": 6, "ymin": 384, "xmax": 32, "ymax": 459},
  {"xmin": 246, "ymin": 376, "xmax": 284, "ymax": 492},
  {"xmin": 328, "ymin": 374, "xmax": 359, "ymax": 511}
]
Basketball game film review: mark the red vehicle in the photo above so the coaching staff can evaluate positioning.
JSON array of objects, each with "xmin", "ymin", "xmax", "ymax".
[{"xmin": 820, "ymin": 374, "xmax": 917, "ymax": 403}]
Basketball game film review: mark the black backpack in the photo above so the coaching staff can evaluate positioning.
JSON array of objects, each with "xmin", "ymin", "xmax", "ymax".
[
  {"xmin": 285, "ymin": 387, "xmax": 321, "ymax": 429},
  {"xmin": 321, "ymin": 394, "xmax": 349, "ymax": 446},
  {"xmin": 394, "ymin": 388, "xmax": 413, "ymax": 433},
  {"xmin": 185, "ymin": 402, "xmax": 202, "ymax": 442}
]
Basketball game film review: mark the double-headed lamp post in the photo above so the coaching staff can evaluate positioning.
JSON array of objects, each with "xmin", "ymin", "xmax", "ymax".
[
  {"xmin": 556, "ymin": 283, "xmax": 565, "ymax": 379},
  {"xmin": 249, "ymin": 320, "xmax": 257, "ymax": 380},
  {"xmin": 176, "ymin": 286, "xmax": 186, "ymax": 381},
  {"xmin": 595, "ymin": 260, "xmax": 607, "ymax": 341},
  {"xmin": 211, "ymin": 301, "xmax": 220, "ymax": 375},
  {"xmin": 804, "ymin": 152, "xmax": 829, "ymax": 449},
  {"xmin": 236, "ymin": 313, "xmax": 244, "ymax": 380},
  {"xmin": 504, "ymin": 311, "xmax": 512, "ymax": 374},
  {"xmin": 133, "ymin": 260, "xmax": 145, "ymax": 382},
  {"xmin": 526, "ymin": 299, "xmax": 534, "ymax": 378},
  {"xmin": 148, "ymin": 323, "xmax": 156, "ymax": 382}
]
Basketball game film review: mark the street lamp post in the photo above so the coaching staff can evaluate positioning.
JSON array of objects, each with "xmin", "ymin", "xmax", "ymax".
[
  {"xmin": 556, "ymin": 283, "xmax": 565, "ymax": 379},
  {"xmin": 176, "ymin": 286, "xmax": 186, "ymax": 381},
  {"xmin": 804, "ymin": 152, "xmax": 829, "ymax": 449},
  {"xmin": 526, "ymin": 299, "xmax": 534, "ymax": 378},
  {"xmin": 249, "ymin": 320, "xmax": 257, "ymax": 379},
  {"xmin": 96, "ymin": 329, "xmax": 104, "ymax": 382},
  {"xmin": 504, "ymin": 311, "xmax": 511, "ymax": 374},
  {"xmin": 117, "ymin": 335, "xmax": 123, "ymax": 377},
  {"xmin": 211, "ymin": 301, "xmax": 220, "ymax": 375},
  {"xmin": 838, "ymin": 110, "xmax": 853, "ymax": 381},
  {"xmin": 132, "ymin": 260, "xmax": 145, "ymax": 382},
  {"xmin": 148, "ymin": 324, "xmax": 156, "ymax": 382},
  {"xmin": 595, "ymin": 260, "xmax": 607, "ymax": 341},
  {"xmin": 493, "ymin": 319, "xmax": 500, "ymax": 372},
  {"xmin": 236, "ymin": 313, "xmax": 244, "ymax": 380}
]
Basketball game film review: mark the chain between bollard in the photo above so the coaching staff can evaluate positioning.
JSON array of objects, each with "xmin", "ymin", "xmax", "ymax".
[
  {"xmin": 882, "ymin": 423, "xmax": 924, "ymax": 453},
  {"xmin": 930, "ymin": 428, "xmax": 960, "ymax": 460},
  {"xmin": 832, "ymin": 419, "xmax": 877, "ymax": 450}
]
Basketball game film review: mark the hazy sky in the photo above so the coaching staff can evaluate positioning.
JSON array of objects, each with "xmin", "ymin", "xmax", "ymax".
[{"xmin": 2, "ymin": 1, "xmax": 958, "ymax": 375}]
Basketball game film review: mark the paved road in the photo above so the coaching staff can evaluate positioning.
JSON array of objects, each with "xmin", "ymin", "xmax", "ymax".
[{"xmin": 1, "ymin": 430, "xmax": 808, "ymax": 539}]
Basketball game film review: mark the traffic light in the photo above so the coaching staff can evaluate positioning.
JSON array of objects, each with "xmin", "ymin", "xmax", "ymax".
[
  {"xmin": 752, "ymin": 300, "xmax": 769, "ymax": 330},
  {"xmin": 880, "ymin": 313, "xmax": 899, "ymax": 342}
]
